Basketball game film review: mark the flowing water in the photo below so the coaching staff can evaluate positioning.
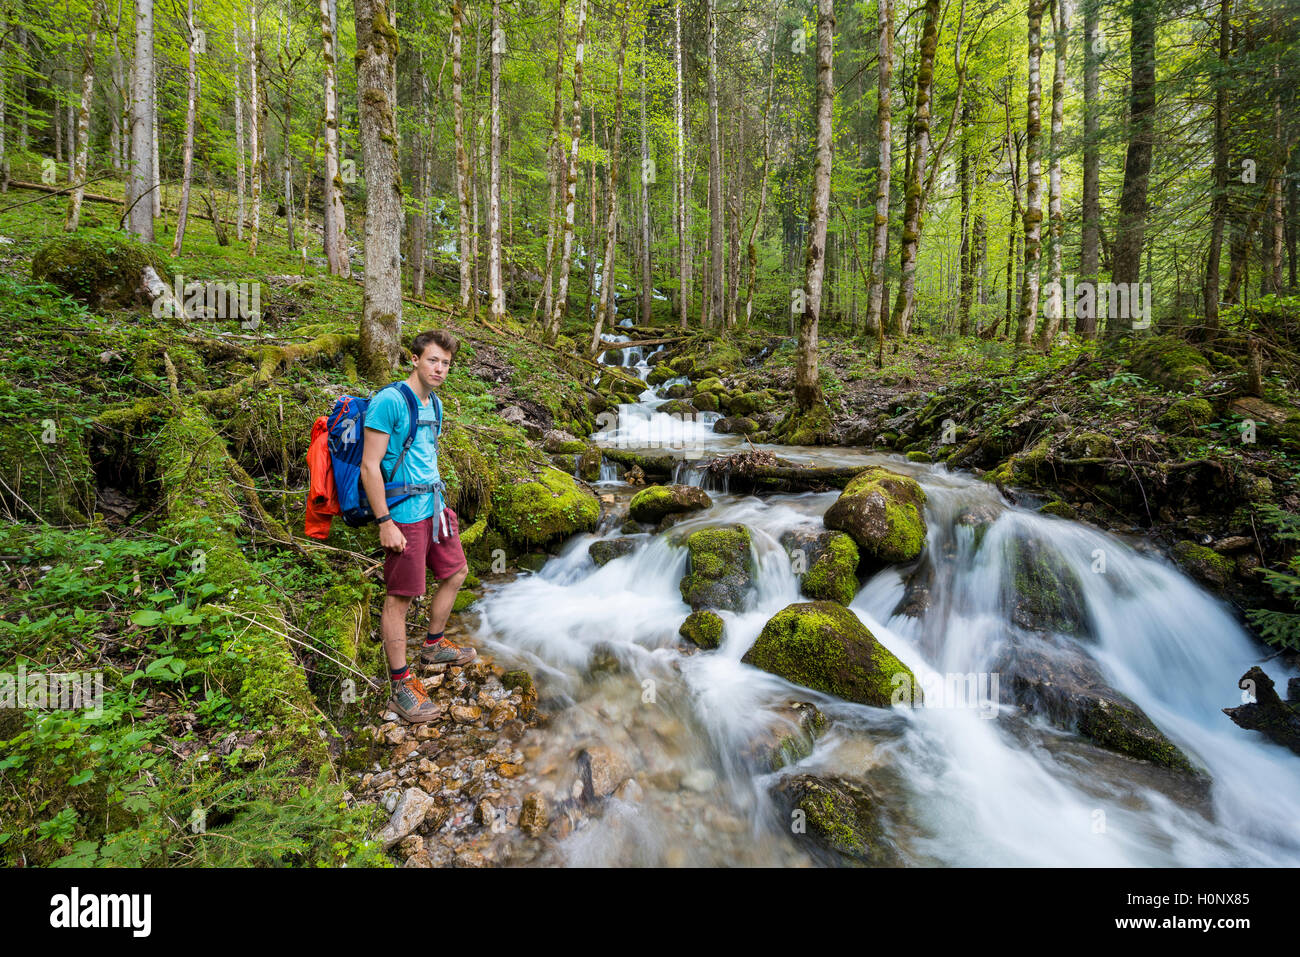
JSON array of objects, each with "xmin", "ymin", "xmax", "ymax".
[{"xmin": 471, "ymin": 344, "xmax": 1300, "ymax": 867}]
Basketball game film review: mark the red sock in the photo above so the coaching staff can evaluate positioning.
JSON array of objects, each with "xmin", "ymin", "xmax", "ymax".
[{"xmin": 424, "ymin": 631, "xmax": 444, "ymax": 647}]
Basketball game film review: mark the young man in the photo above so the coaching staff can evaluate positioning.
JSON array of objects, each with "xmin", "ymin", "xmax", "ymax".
[{"xmin": 361, "ymin": 330, "xmax": 476, "ymax": 724}]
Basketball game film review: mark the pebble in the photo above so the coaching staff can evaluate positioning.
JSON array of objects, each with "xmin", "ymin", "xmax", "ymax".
[{"xmin": 450, "ymin": 704, "xmax": 482, "ymax": 723}]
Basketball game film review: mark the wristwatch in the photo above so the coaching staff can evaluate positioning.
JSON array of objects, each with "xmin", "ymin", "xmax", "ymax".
[{"xmin": 376, "ymin": 514, "xmax": 393, "ymax": 524}]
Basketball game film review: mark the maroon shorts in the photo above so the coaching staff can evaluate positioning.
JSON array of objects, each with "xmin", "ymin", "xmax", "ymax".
[{"xmin": 383, "ymin": 508, "xmax": 467, "ymax": 597}]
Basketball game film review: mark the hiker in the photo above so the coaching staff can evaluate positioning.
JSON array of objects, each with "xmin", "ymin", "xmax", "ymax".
[{"xmin": 360, "ymin": 329, "xmax": 477, "ymax": 724}]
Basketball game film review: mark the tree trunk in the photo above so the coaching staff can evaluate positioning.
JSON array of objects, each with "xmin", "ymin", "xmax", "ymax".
[
  {"xmin": 452, "ymin": 0, "xmax": 474, "ymax": 313},
  {"xmin": 887, "ymin": 0, "xmax": 940, "ymax": 337},
  {"xmin": 110, "ymin": 1, "xmax": 124, "ymax": 173},
  {"xmin": 1078, "ymin": 0, "xmax": 1100, "ymax": 335},
  {"xmin": 674, "ymin": 0, "xmax": 689, "ymax": 328},
  {"xmin": 534, "ymin": 0, "xmax": 566, "ymax": 323},
  {"xmin": 1037, "ymin": 0, "xmax": 1069, "ymax": 349},
  {"xmin": 354, "ymin": 0, "xmax": 404, "ymax": 380},
  {"xmin": 796, "ymin": 0, "xmax": 834, "ymax": 413},
  {"xmin": 1106, "ymin": 0, "xmax": 1156, "ymax": 338},
  {"xmin": 1017, "ymin": 0, "xmax": 1045, "ymax": 348},
  {"xmin": 1203, "ymin": 0, "xmax": 1231, "ymax": 329},
  {"xmin": 639, "ymin": 31, "xmax": 653, "ymax": 326},
  {"xmin": 248, "ymin": 10, "xmax": 263, "ymax": 256},
  {"xmin": 234, "ymin": 24, "xmax": 246, "ymax": 240},
  {"xmin": 412, "ymin": 51, "xmax": 430, "ymax": 298},
  {"xmin": 171, "ymin": 0, "xmax": 198, "ymax": 254},
  {"xmin": 151, "ymin": 63, "xmax": 160, "ymax": 217},
  {"xmin": 320, "ymin": 0, "xmax": 349, "ymax": 275},
  {"xmin": 745, "ymin": 0, "xmax": 780, "ymax": 329},
  {"xmin": 127, "ymin": 0, "xmax": 154, "ymax": 242},
  {"xmin": 487, "ymin": 0, "xmax": 505, "ymax": 320},
  {"xmin": 958, "ymin": 99, "xmax": 972, "ymax": 335},
  {"xmin": 725, "ymin": 74, "xmax": 743, "ymax": 329},
  {"xmin": 1267, "ymin": 63, "xmax": 1285, "ymax": 294},
  {"xmin": 544, "ymin": 0, "xmax": 587, "ymax": 342},
  {"xmin": 590, "ymin": 2, "xmax": 630, "ymax": 356},
  {"xmin": 864, "ymin": 0, "xmax": 893, "ymax": 337},
  {"xmin": 705, "ymin": 0, "xmax": 724, "ymax": 329},
  {"xmin": 65, "ymin": 0, "xmax": 101, "ymax": 232}
]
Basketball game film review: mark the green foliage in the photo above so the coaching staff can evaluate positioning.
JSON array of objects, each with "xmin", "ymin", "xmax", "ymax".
[{"xmin": 1246, "ymin": 505, "xmax": 1300, "ymax": 652}]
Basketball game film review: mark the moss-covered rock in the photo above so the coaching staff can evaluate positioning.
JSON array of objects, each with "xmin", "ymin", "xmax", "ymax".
[
  {"xmin": 773, "ymin": 402, "xmax": 833, "ymax": 446},
  {"xmin": 823, "ymin": 466, "xmax": 927, "ymax": 566},
  {"xmin": 742, "ymin": 601, "xmax": 916, "ymax": 708},
  {"xmin": 693, "ymin": 391, "xmax": 720, "ymax": 412},
  {"xmin": 905, "ymin": 450, "xmax": 933, "ymax": 463},
  {"xmin": 629, "ymin": 483, "xmax": 711, "ymax": 523},
  {"xmin": 1038, "ymin": 500, "xmax": 1077, "ymax": 520},
  {"xmin": 679, "ymin": 609, "xmax": 724, "ymax": 649},
  {"xmin": 694, "ymin": 376, "xmax": 725, "ymax": 394},
  {"xmin": 1157, "ymin": 397, "xmax": 1214, "ymax": 433},
  {"xmin": 997, "ymin": 642, "xmax": 1194, "ymax": 772},
  {"xmin": 757, "ymin": 702, "xmax": 828, "ymax": 771},
  {"xmin": 32, "ymin": 233, "xmax": 166, "ymax": 309},
  {"xmin": 680, "ymin": 525, "xmax": 754, "ymax": 612},
  {"xmin": 646, "ymin": 364, "xmax": 677, "ymax": 386},
  {"xmin": 713, "ymin": 416, "xmax": 759, "ymax": 435},
  {"xmin": 1171, "ymin": 540, "xmax": 1235, "ymax": 590},
  {"xmin": 577, "ymin": 445, "xmax": 603, "ymax": 482},
  {"xmin": 451, "ymin": 588, "xmax": 478, "ymax": 612},
  {"xmin": 1066, "ymin": 431, "xmax": 1111, "ymax": 458},
  {"xmin": 778, "ymin": 529, "xmax": 860, "ymax": 606},
  {"xmin": 656, "ymin": 399, "xmax": 698, "ymax": 416},
  {"xmin": 490, "ymin": 466, "xmax": 599, "ymax": 549},
  {"xmin": 691, "ymin": 341, "xmax": 742, "ymax": 377},
  {"xmin": 1004, "ymin": 536, "xmax": 1091, "ymax": 637},
  {"xmin": 724, "ymin": 391, "xmax": 769, "ymax": 417},
  {"xmin": 1130, "ymin": 336, "xmax": 1213, "ymax": 392},
  {"xmin": 770, "ymin": 774, "xmax": 900, "ymax": 866},
  {"xmin": 589, "ymin": 537, "xmax": 636, "ymax": 566}
]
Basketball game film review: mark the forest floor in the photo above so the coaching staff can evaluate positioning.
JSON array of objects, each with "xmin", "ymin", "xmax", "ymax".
[{"xmin": 2, "ymin": 180, "xmax": 1298, "ymax": 866}]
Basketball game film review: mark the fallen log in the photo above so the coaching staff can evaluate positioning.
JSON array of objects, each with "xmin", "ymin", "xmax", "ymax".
[{"xmin": 593, "ymin": 335, "xmax": 687, "ymax": 354}]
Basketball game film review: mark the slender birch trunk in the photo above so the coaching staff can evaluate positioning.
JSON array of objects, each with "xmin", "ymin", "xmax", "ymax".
[
  {"xmin": 705, "ymin": 0, "xmax": 724, "ymax": 328},
  {"xmin": 545, "ymin": 0, "xmax": 587, "ymax": 342},
  {"xmin": 65, "ymin": 0, "xmax": 101, "ymax": 231},
  {"xmin": 745, "ymin": 0, "xmax": 780, "ymax": 328},
  {"xmin": 674, "ymin": 0, "xmax": 688, "ymax": 328},
  {"xmin": 1078, "ymin": 0, "xmax": 1100, "ymax": 334},
  {"xmin": 534, "ymin": 0, "xmax": 566, "ymax": 322},
  {"xmin": 589, "ymin": 1, "xmax": 629, "ymax": 356},
  {"xmin": 638, "ymin": 30, "xmax": 652, "ymax": 326},
  {"xmin": 1016, "ymin": 0, "xmax": 1045, "ymax": 347},
  {"xmin": 1037, "ymin": 0, "xmax": 1069, "ymax": 349},
  {"xmin": 452, "ymin": 0, "xmax": 473, "ymax": 312},
  {"xmin": 127, "ymin": 0, "xmax": 154, "ymax": 241},
  {"xmin": 234, "ymin": 24, "xmax": 246, "ymax": 240},
  {"xmin": 320, "ymin": 0, "xmax": 349, "ymax": 274},
  {"xmin": 170, "ymin": 0, "xmax": 198, "ymax": 254},
  {"xmin": 487, "ymin": 0, "xmax": 505, "ymax": 319},
  {"xmin": 864, "ymin": 0, "xmax": 893, "ymax": 336},
  {"xmin": 248, "ymin": 10, "xmax": 263, "ymax": 256},
  {"xmin": 795, "ymin": 0, "xmax": 834, "ymax": 414}
]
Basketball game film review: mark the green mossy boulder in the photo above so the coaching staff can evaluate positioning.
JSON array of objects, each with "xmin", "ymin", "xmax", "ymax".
[
  {"xmin": 1130, "ymin": 336, "xmax": 1213, "ymax": 392},
  {"xmin": 1004, "ymin": 537, "xmax": 1091, "ymax": 637},
  {"xmin": 32, "ymin": 234, "xmax": 166, "ymax": 309},
  {"xmin": 1038, "ymin": 500, "xmax": 1077, "ymax": 520},
  {"xmin": 1157, "ymin": 397, "xmax": 1214, "ymax": 433},
  {"xmin": 490, "ymin": 467, "xmax": 599, "ymax": 549},
  {"xmin": 589, "ymin": 538, "xmax": 636, "ymax": 566},
  {"xmin": 713, "ymin": 416, "xmax": 759, "ymax": 435},
  {"xmin": 577, "ymin": 445, "xmax": 603, "ymax": 482},
  {"xmin": 905, "ymin": 450, "xmax": 933, "ymax": 463},
  {"xmin": 679, "ymin": 609, "xmax": 725, "ymax": 649},
  {"xmin": 779, "ymin": 529, "xmax": 860, "ymax": 606},
  {"xmin": 657, "ymin": 399, "xmax": 698, "ymax": 416},
  {"xmin": 770, "ymin": 774, "xmax": 900, "ymax": 866},
  {"xmin": 680, "ymin": 525, "xmax": 754, "ymax": 612},
  {"xmin": 742, "ymin": 601, "xmax": 916, "ymax": 708},
  {"xmin": 773, "ymin": 402, "xmax": 833, "ymax": 446},
  {"xmin": 452, "ymin": 589, "xmax": 478, "ymax": 612},
  {"xmin": 823, "ymin": 466, "xmax": 927, "ymax": 566},
  {"xmin": 693, "ymin": 391, "xmax": 720, "ymax": 412},
  {"xmin": 725, "ymin": 391, "xmax": 769, "ymax": 417},
  {"xmin": 629, "ymin": 484, "xmax": 711, "ymax": 523},
  {"xmin": 694, "ymin": 376, "xmax": 725, "ymax": 395},
  {"xmin": 646, "ymin": 364, "xmax": 677, "ymax": 386},
  {"xmin": 1171, "ymin": 540, "xmax": 1235, "ymax": 590}
]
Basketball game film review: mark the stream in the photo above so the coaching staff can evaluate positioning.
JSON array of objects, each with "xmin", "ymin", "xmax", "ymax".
[{"xmin": 470, "ymin": 334, "xmax": 1300, "ymax": 866}]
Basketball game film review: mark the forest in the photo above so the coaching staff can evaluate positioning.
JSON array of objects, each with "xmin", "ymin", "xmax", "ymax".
[{"xmin": 0, "ymin": 0, "xmax": 1298, "ymax": 871}]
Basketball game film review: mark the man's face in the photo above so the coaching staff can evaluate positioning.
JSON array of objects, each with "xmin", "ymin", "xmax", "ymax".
[{"xmin": 413, "ymin": 342, "xmax": 453, "ymax": 389}]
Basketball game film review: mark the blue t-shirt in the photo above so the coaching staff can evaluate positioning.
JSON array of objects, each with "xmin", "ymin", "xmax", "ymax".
[{"xmin": 364, "ymin": 385, "xmax": 443, "ymax": 524}]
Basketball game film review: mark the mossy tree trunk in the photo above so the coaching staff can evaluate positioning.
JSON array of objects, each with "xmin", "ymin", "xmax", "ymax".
[
  {"xmin": 545, "ymin": 0, "xmax": 586, "ymax": 343},
  {"xmin": 589, "ymin": 1, "xmax": 629, "ymax": 358},
  {"xmin": 64, "ymin": 0, "xmax": 100, "ymax": 232},
  {"xmin": 1016, "ymin": 0, "xmax": 1044, "ymax": 348},
  {"xmin": 355, "ymin": 0, "xmax": 403, "ymax": 380},
  {"xmin": 171, "ymin": 0, "xmax": 198, "ymax": 255},
  {"xmin": 320, "ymin": 0, "xmax": 350, "ymax": 276},
  {"xmin": 127, "ymin": 0, "xmax": 154, "ymax": 242}
]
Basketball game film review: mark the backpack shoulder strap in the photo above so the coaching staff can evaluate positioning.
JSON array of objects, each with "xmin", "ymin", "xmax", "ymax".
[{"xmin": 384, "ymin": 382, "xmax": 421, "ymax": 482}]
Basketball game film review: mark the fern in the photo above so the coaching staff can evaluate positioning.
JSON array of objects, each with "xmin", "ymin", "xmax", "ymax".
[{"xmin": 1246, "ymin": 506, "xmax": 1300, "ymax": 652}]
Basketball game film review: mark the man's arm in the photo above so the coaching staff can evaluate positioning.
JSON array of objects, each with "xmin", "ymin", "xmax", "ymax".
[{"xmin": 362, "ymin": 425, "xmax": 406, "ymax": 552}]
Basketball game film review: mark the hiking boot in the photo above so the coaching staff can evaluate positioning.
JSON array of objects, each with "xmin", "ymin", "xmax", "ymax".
[
  {"xmin": 420, "ymin": 636, "xmax": 477, "ymax": 667},
  {"xmin": 388, "ymin": 674, "xmax": 440, "ymax": 724}
]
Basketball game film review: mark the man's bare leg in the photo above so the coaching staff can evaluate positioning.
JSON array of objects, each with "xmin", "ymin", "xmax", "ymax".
[
  {"xmin": 382, "ymin": 593, "xmax": 415, "ymax": 671},
  {"xmin": 425, "ymin": 562, "xmax": 468, "ymax": 637}
]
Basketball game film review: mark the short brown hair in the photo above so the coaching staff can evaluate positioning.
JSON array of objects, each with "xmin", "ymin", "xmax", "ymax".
[{"xmin": 411, "ymin": 329, "xmax": 459, "ymax": 359}]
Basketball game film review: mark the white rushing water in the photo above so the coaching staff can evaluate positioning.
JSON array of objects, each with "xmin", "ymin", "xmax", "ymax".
[{"xmin": 473, "ymin": 351, "xmax": 1300, "ymax": 867}]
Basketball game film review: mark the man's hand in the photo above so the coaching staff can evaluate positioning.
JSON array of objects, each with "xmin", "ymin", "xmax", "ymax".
[{"xmin": 379, "ymin": 521, "xmax": 407, "ymax": 553}]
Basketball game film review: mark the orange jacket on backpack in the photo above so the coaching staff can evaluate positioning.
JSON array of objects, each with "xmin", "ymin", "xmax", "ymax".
[{"xmin": 304, "ymin": 414, "xmax": 338, "ymax": 539}]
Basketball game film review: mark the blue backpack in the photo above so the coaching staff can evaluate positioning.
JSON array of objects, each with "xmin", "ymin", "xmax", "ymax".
[{"xmin": 326, "ymin": 381, "xmax": 444, "ymax": 528}]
